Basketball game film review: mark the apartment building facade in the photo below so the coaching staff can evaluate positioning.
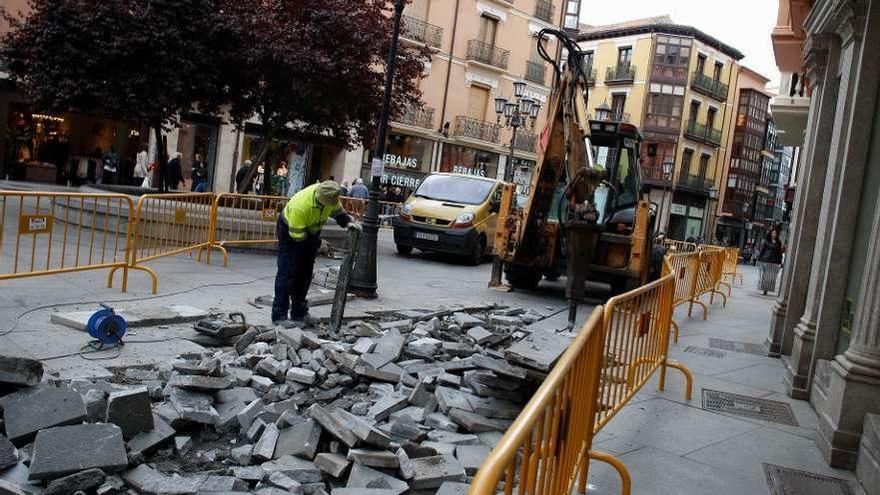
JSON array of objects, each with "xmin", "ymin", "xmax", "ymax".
[
  {"xmin": 340, "ymin": 0, "xmax": 576, "ymax": 201},
  {"xmin": 576, "ymin": 16, "xmax": 744, "ymax": 241}
]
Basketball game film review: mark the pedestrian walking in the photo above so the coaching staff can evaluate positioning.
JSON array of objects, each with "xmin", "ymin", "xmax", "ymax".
[
  {"xmin": 236, "ymin": 160, "xmax": 253, "ymax": 193},
  {"xmin": 134, "ymin": 146, "xmax": 149, "ymax": 187},
  {"xmin": 349, "ymin": 178, "xmax": 369, "ymax": 199},
  {"xmin": 101, "ymin": 146, "xmax": 120, "ymax": 185},
  {"xmin": 757, "ymin": 229, "xmax": 783, "ymax": 295},
  {"xmin": 165, "ymin": 152, "xmax": 184, "ymax": 191},
  {"xmin": 190, "ymin": 153, "xmax": 208, "ymax": 192},
  {"xmin": 272, "ymin": 181, "xmax": 360, "ymax": 326}
]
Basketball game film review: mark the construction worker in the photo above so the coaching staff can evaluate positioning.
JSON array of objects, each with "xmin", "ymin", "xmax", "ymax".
[{"xmin": 273, "ymin": 180, "xmax": 359, "ymax": 325}]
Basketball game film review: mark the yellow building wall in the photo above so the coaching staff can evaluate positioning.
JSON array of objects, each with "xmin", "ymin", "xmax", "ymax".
[{"xmin": 580, "ymin": 35, "xmax": 653, "ymax": 127}]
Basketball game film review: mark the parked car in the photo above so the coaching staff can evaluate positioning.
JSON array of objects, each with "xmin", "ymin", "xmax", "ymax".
[{"xmin": 392, "ymin": 173, "xmax": 503, "ymax": 265}]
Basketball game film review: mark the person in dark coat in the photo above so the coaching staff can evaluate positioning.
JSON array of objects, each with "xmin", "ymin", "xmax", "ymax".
[
  {"xmin": 757, "ymin": 229, "xmax": 783, "ymax": 295},
  {"xmin": 165, "ymin": 152, "xmax": 184, "ymax": 191},
  {"xmin": 190, "ymin": 153, "xmax": 208, "ymax": 192}
]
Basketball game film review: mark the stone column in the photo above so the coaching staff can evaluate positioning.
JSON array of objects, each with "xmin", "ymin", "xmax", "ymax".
[
  {"xmin": 786, "ymin": 1, "xmax": 876, "ymax": 400},
  {"xmin": 813, "ymin": 0, "xmax": 880, "ymax": 469},
  {"xmin": 770, "ymin": 35, "xmax": 837, "ymax": 362}
]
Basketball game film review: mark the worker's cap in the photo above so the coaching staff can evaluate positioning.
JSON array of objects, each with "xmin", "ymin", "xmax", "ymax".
[{"xmin": 315, "ymin": 180, "xmax": 342, "ymax": 206}]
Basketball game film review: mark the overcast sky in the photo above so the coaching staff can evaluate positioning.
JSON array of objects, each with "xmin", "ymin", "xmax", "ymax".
[{"xmin": 580, "ymin": 0, "xmax": 779, "ymax": 92}]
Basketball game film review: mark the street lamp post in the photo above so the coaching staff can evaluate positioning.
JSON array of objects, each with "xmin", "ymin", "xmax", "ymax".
[
  {"xmin": 703, "ymin": 185, "xmax": 718, "ymax": 242},
  {"xmin": 487, "ymin": 81, "xmax": 540, "ymax": 288},
  {"xmin": 350, "ymin": 0, "xmax": 407, "ymax": 298},
  {"xmin": 658, "ymin": 160, "xmax": 673, "ymax": 235},
  {"xmin": 495, "ymin": 81, "xmax": 541, "ymax": 182}
]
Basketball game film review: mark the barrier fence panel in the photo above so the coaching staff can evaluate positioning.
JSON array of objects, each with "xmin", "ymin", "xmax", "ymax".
[
  {"xmin": 663, "ymin": 239, "xmax": 698, "ymax": 253},
  {"xmin": 205, "ymin": 193, "xmax": 289, "ymax": 266},
  {"xmin": 694, "ymin": 247, "xmax": 727, "ymax": 308},
  {"xmin": 0, "ymin": 192, "xmax": 133, "ymax": 289},
  {"xmin": 340, "ymin": 196, "xmax": 401, "ymax": 226},
  {"xmin": 720, "ymin": 247, "xmax": 742, "ymax": 290},
  {"xmin": 115, "ymin": 193, "xmax": 218, "ymax": 294},
  {"xmin": 469, "ymin": 307, "xmax": 607, "ymax": 495},
  {"xmin": 595, "ymin": 270, "xmax": 692, "ymax": 432},
  {"xmin": 664, "ymin": 252, "xmax": 700, "ymax": 341}
]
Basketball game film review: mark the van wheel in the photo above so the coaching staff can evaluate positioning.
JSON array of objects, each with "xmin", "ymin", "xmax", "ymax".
[
  {"xmin": 468, "ymin": 237, "xmax": 486, "ymax": 266},
  {"xmin": 505, "ymin": 264, "xmax": 542, "ymax": 290},
  {"xmin": 396, "ymin": 244, "xmax": 413, "ymax": 255}
]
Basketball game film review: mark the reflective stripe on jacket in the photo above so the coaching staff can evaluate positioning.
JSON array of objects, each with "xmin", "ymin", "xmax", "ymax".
[{"xmin": 282, "ymin": 183, "xmax": 343, "ymax": 241}]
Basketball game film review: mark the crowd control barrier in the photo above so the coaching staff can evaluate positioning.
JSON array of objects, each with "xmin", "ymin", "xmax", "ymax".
[
  {"xmin": 204, "ymin": 193, "xmax": 289, "ymax": 266},
  {"xmin": 664, "ymin": 239, "xmax": 698, "ymax": 253},
  {"xmin": 470, "ymin": 261, "xmax": 694, "ymax": 495},
  {"xmin": 0, "ymin": 191, "xmax": 135, "ymax": 286},
  {"xmin": 112, "ymin": 193, "xmax": 219, "ymax": 294},
  {"xmin": 720, "ymin": 247, "xmax": 743, "ymax": 290},
  {"xmin": 340, "ymin": 196, "xmax": 401, "ymax": 226}
]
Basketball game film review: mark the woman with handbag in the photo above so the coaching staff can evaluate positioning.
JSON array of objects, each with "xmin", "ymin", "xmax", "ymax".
[{"xmin": 757, "ymin": 229, "xmax": 783, "ymax": 295}]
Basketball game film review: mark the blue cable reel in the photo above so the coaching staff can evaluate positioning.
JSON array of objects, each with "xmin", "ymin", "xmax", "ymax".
[{"xmin": 86, "ymin": 304, "xmax": 127, "ymax": 348}]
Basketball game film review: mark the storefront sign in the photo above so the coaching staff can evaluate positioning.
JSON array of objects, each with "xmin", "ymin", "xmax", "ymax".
[
  {"xmin": 670, "ymin": 203, "xmax": 687, "ymax": 216},
  {"xmin": 383, "ymin": 153, "xmax": 420, "ymax": 169},
  {"xmin": 440, "ymin": 143, "xmax": 500, "ymax": 180},
  {"xmin": 451, "ymin": 165, "xmax": 489, "ymax": 177},
  {"xmin": 381, "ymin": 171, "xmax": 423, "ymax": 190},
  {"xmin": 689, "ymin": 207, "xmax": 704, "ymax": 218},
  {"xmin": 371, "ymin": 157, "xmax": 384, "ymax": 178}
]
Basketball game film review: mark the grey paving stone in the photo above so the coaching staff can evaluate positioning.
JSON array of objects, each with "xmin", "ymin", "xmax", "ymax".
[
  {"xmin": 3, "ymin": 387, "xmax": 87, "ymax": 445},
  {"xmin": 0, "ymin": 434, "xmax": 17, "ymax": 470},
  {"xmin": 455, "ymin": 444, "xmax": 490, "ymax": 475},
  {"xmin": 174, "ymin": 436, "xmax": 192, "ymax": 455},
  {"xmin": 345, "ymin": 463, "xmax": 408, "ymax": 495},
  {"xmin": 307, "ymin": 404, "xmax": 358, "ymax": 448},
  {"xmin": 266, "ymin": 471, "xmax": 303, "ymax": 494},
  {"xmin": 253, "ymin": 423, "xmax": 281, "ymax": 462},
  {"xmin": 453, "ymin": 312, "xmax": 483, "ymax": 329},
  {"xmin": 426, "ymin": 430, "xmax": 480, "ymax": 445},
  {"xmin": 168, "ymin": 374, "xmax": 233, "ymax": 391},
  {"xmin": 275, "ymin": 419, "xmax": 321, "ymax": 460},
  {"xmin": 169, "ymin": 387, "xmax": 219, "ymax": 425},
  {"xmin": 261, "ymin": 455, "xmax": 322, "ymax": 483},
  {"xmin": 121, "ymin": 464, "xmax": 201, "ymax": 494},
  {"xmin": 286, "ymin": 367, "xmax": 317, "ymax": 385},
  {"xmin": 0, "ymin": 355, "xmax": 43, "ymax": 387},
  {"xmin": 127, "ymin": 414, "xmax": 175, "ymax": 455},
  {"xmin": 346, "ymin": 449, "xmax": 399, "ymax": 469},
  {"xmin": 215, "ymin": 398, "xmax": 248, "ymax": 430},
  {"xmin": 434, "ymin": 386, "xmax": 473, "ymax": 414},
  {"xmin": 106, "ymin": 387, "xmax": 154, "ymax": 439},
  {"xmin": 233, "ymin": 464, "xmax": 265, "ymax": 481},
  {"xmin": 436, "ymin": 481, "xmax": 470, "ymax": 495},
  {"xmin": 420, "ymin": 441, "xmax": 457, "ymax": 457},
  {"xmin": 409, "ymin": 455, "xmax": 467, "ymax": 489},
  {"xmin": 426, "ymin": 412, "xmax": 458, "ymax": 432},
  {"xmin": 504, "ymin": 329, "xmax": 571, "ymax": 372},
  {"xmin": 231, "ymin": 444, "xmax": 253, "ymax": 465},
  {"xmin": 368, "ymin": 392, "xmax": 409, "ymax": 422},
  {"xmin": 44, "ymin": 468, "xmax": 106, "ymax": 495},
  {"xmin": 28, "ymin": 424, "xmax": 128, "ymax": 481},
  {"xmin": 471, "ymin": 355, "xmax": 527, "ymax": 380},
  {"xmin": 315, "ymin": 452, "xmax": 350, "ymax": 478},
  {"xmin": 238, "ymin": 398, "xmax": 266, "ymax": 430},
  {"xmin": 466, "ymin": 326, "xmax": 494, "ymax": 345}
]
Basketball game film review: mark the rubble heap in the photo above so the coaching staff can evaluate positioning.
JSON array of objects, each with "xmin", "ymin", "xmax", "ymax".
[{"xmin": 0, "ymin": 305, "xmax": 570, "ymax": 495}]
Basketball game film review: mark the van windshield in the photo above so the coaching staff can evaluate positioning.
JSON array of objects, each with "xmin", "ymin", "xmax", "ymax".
[{"xmin": 412, "ymin": 175, "xmax": 495, "ymax": 205}]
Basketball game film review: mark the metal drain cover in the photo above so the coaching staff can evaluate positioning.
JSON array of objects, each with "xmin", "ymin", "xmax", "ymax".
[
  {"xmin": 708, "ymin": 337, "xmax": 768, "ymax": 356},
  {"xmin": 764, "ymin": 464, "xmax": 854, "ymax": 495},
  {"xmin": 682, "ymin": 345, "xmax": 726, "ymax": 359},
  {"xmin": 702, "ymin": 389, "xmax": 799, "ymax": 426}
]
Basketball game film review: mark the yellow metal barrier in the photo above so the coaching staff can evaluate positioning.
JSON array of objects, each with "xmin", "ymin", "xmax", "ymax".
[
  {"xmin": 469, "ymin": 307, "xmax": 607, "ymax": 495},
  {"xmin": 340, "ymin": 196, "xmax": 401, "ymax": 225},
  {"xmin": 203, "ymin": 193, "xmax": 289, "ymax": 266},
  {"xmin": 664, "ymin": 251, "xmax": 700, "ymax": 341},
  {"xmin": 0, "ymin": 191, "xmax": 135, "ymax": 290},
  {"xmin": 719, "ymin": 247, "xmax": 742, "ymax": 291},
  {"xmin": 663, "ymin": 239, "xmax": 698, "ymax": 253},
  {"xmin": 470, "ymin": 267, "xmax": 694, "ymax": 495},
  {"xmin": 694, "ymin": 247, "xmax": 727, "ymax": 308},
  {"xmin": 114, "ymin": 193, "xmax": 220, "ymax": 293}
]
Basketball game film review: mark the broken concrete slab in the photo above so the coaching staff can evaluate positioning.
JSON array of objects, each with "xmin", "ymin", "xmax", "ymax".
[
  {"xmin": 83, "ymin": 388, "xmax": 108, "ymax": 422},
  {"xmin": 121, "ymin": 464, "xmax": 201, "ymax": 494},
  {"xmin": 371, "ymin": 328, "xmax": 405, "ymax": 364},
  {"xmin": 0, "ymin": 435, "xmax": 17, "ymax": 471},
  {"xmin": 453, "ymin": 312, "xmax": 483, "ymax": 329},
  {"xmin": 390, "ymin": 406, "xmax": 425, "ymax": 424},
  {"xmin": 169, "ymin": 387, "xmax": 219, "ymax": 425},
  {"xmin": 315, "ymin": 453, "xmax": 350, "ymax": 478},
  {"xmin": 250, "ymin": 375, "xmax": 275, "ymax": 393},
  {"xmin": 334, "ymin": 408, "xmax": 392, "ymax": 449},
  {"xmin": 434, "ymin": 386, "xmax": 473, "ymax": 414},
  {"xmin": 216, "ymin": 386, "xmax": 258, "ymax": 404},
  {"xmin": 216, "ymin": 399, "xmax": 248, "ymax": 430},
  {"xmin": 455, "ymin": 444, "xmax": 490, "ymax": 475},
  {"xmin": 378, "ymin": 320, "xmax": 412, "ymax": 332},
  {"xmin": 127, "ymin": 414, "xmax": 175, "ymax": 455},
  {"xmin": 0, "ymin": 355, "xmax": 43, "ymax": 387},
  {"xmin": 368, "ymin": 393, "xmax": 408, "ymax": 422},
  {"xmin": 346, "ymin": 449, "xmax": 399, "ymax": 469},
  {"xmin": 238, "ymin": 399, "xmax": 266, "ymax": 430},
  {"xmin": 174, "ymin": 436, "xmax": 192, "ymax": 455},
  {"xmin": 51, "ymin": 304, "xmax": 209, "ymax": 331},
  {"xmin": 504, "ymin": 329, "xmax": 572, "ymax": 372},
  {"xmin": 274, "ymin": 419, "xmax": 321, "ymax": 460},
  {"xmin": 408, "ymin": 455, "xmax": 467, "ymax": 489},
  {"xmin": 168, "ymin": 374, "xmax": 232, "ymax": 391},
  {"xmin": 425, "ymin": 413, "xmax": 458, "ymax": 432},
  {"xmin": 345, "ymin": 463, "xmax": 408, "ymax": 495},
  {"xmin": 466, "ymin": 326, "xmax": 494, "ymax": 345},
  {"xmin": 28, "ymin": 424, "xmax": 128, "ymax": 481},
  {"xmin": 231, "ymin": 444, "xmax": 253, "ymax": 465},
  {"xmin": 286, "ymin": 367, "xmax": 317, "ymax": 385},
  {"xmin": 233, "ymin": 464, "xmax": 264, "ymax": 482},
  {"xmin": 420, "ymin": 441, "xmax": 456, "ymax": 457},
  {"xmin": 44, "ymin": 468, "xmax": 106, "ymax": 495},
  {"xmin": 106, "ymin": 387, "xmax": 154, "ymax": 439},
  {"xmin": 472, "ymin": 354, "xmax": 527, "ymax": 380},
  {"xmin": 3, "ymin": 387, "xmax": 87, "ymax": 445},
  {"xmin": 426, "ymin": 430, "xmax": 480, "ymax": 445},
  {"xmin": 267, "ymin": 471, "xmax": 303, "ymax": 493},
  {"xmin": 261, "ymin": 455, "xmax": 322, "ymax": 483},
  {"xmin": 255, "ymin": 357, "xmax": 287, "ymax": 382},
  {"xmin": 436, "ymin": 481, "xmax": 470, "ymax": 495},
  {"xmin": 253, "ymin": 423, "xmax": 280, "ymax": 462},
  {"xmin": 307, "ymin": 404, "xmax": 358, "ymax": 448}
]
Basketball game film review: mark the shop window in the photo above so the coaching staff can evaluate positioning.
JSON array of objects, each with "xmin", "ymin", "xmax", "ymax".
[
  {"xmin": 382, "ymin": 133, "xmax": 433, "ymax": 173},
  {"xmin": 439, "ymin": 143, "xmax": 500, "ymax": 179},
  {"xmin": 617, "ymin": 46, "xmax": 632, "ymax": 66}
]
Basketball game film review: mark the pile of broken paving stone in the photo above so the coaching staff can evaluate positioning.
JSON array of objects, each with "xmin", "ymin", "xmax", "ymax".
[{"xmin": 0, "ymin": 305, "xmax": 571, "ymax": 495}]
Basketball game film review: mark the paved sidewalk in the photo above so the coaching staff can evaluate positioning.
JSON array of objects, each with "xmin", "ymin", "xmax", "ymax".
[{"xmin": 585, "ymin": 265, "xmax": 863, "ymax": 494}]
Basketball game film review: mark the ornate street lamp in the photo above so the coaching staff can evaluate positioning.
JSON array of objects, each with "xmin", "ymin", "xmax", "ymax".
[
  {"xmin": 657, "ymin": 159, "xmax": 674, "ymax": 235},
  {"xmin": 350, "ymin": 0, "xmax": 407, "ymax": 297},
  {"xmin": 495, "ymin": 82, "xmax": 541, "ymax": 183},
  {"xmin": 595, "ymin": 100, "xmax": 612, "ymax": 122}
]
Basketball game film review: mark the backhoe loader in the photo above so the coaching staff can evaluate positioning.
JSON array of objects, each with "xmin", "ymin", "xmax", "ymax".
[{"xmin": 489, "ymin": 29, "xmax": 657, "ymax": 327}]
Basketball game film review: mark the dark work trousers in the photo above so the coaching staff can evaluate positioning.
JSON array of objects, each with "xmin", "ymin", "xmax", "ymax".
[{"xmin": 272, "ymin": 218, "xmax": 321, "ymax": 322}]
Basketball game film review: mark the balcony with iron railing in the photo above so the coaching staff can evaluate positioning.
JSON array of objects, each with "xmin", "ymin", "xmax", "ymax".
[
  {"xmin": 677, "ymin": 172, "xmax": 712, "ymax": 194},
  {"xmin": 605, "ymin": 64, "xmax": 636, "ymax": 84},
  {"xmin": 691, "ymin": 71, "xmax": 729, "ymax": 101},
  {"xmin": 642, "ymin": 165, "xmax": 673, "ymax": 186},
  {"xmin": 534, "ymin": 0, "xmax": 555, "ymax": 22},
  {"xmin": 401, "ymin": 15, "xmax": 444, "ymax": 49},
  {"xmin": 453, "ymin": 116, "xmax": 501, "ymax": 144},
  {"xmin": 394, "ymin": 105, "xmax": 435, "ymax": 129},
  {"xmin": 513, "ymin": 130, "xmax": 538, "ymax": 153},
  {"xmin": 586, "ymin": 65, "xmax": 596, "ymax": 85},
  {"xmin": 525, "ymin": 60, "xmax": 546, "ymax": 85},
  {"xmin": 466, "ymin": 40, "xmax": 510, "ymax": 70},
  {"xmin": 684, "ymin": 120, "xmax": 723, "ymax": 147}
]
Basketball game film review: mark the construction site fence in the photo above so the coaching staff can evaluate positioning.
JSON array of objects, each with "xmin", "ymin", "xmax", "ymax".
[
  {"xmin": 0, "ymin": 190, "xmax": 405, "ymax": 294},
  {"xmin": 0, "ymin": 191, "xmax": 134, "ymax": 286},
  {"xmin": 469, "ymin": 261, "xmax": 694, "ymax": 495}
]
